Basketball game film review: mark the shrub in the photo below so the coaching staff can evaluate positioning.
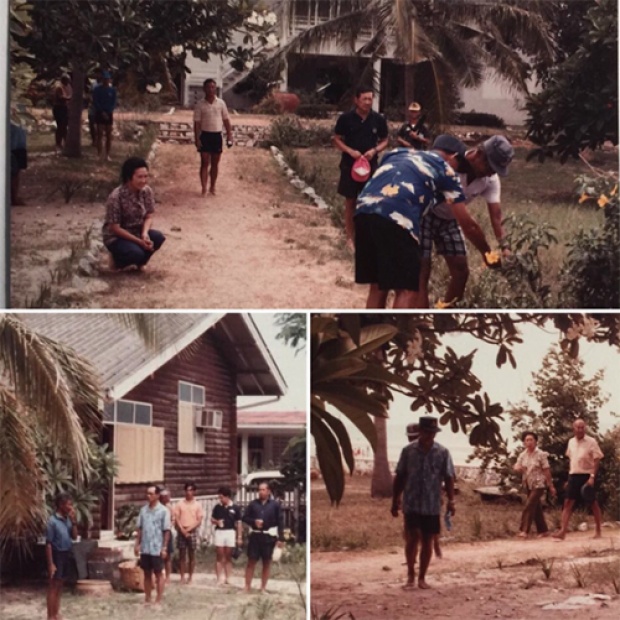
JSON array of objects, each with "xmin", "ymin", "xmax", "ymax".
[
  {"xmin": 269, "ymin": 116, "xmax": 332, "ymax": 148},
  {"xmin": 559, "ymin": 175, "xmax": 619, "ymax": 308},
  {"xmin": 296, "ymin": 103, "xmax": 338, "ymax": 119},
  {"xmin": 454, "ymin": 111, "xmax": 506, "ymax": 128}
]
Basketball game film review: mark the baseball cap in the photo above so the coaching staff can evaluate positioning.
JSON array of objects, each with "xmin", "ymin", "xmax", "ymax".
[
  {"xmin": 408, "ymin": 102, "xmax": 422, "ymax": 112},
  {"xmin": 482, "ymin": 135, "xmax": 514, "ymax": 177},
  {"xmin": 351, "ymin": 155, "xmax": 371, "ymax": 182},
  {"xmin": 432, "ymin": 134, "xmax": 466, "ymax": 157}
]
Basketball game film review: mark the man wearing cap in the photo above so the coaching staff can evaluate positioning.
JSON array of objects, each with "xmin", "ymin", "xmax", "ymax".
[
  {"xmin": 553, "ymin": 418, "xmax": 604, "ymax": 540},
  {"xmin": 415, "ymin": 134, "xmax": 514, "ymax": 307},
  {"xmin": 353, "ymin": 139, "xmax": 467, "ymax": 308},
  {"xmin": 392, "ymin": 416, "xmax": 455, "ymax": 589},
  {"xmin": 93, "ymin": 71, "xmax": 117, "ymax": 161},
  {"xmin": 396, "ymin": 102, "xmax": 430, "ymax": 150},
  {"xmin": 333, "ymin": 86, "xmax": 389, "ymax": 247}
]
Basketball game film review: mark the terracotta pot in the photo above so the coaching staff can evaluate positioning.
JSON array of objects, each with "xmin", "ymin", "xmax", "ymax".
[{"xmin": 75, "ymin": 579, "xmax": 113, "ymax": 596}]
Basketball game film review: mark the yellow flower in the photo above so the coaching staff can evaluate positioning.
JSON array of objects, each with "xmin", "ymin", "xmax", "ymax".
[
  {"xmin": 485, "ymin": 250, "xmax": 501, "ymax": 265},
  {"xmin": 598, "ymin": 194, "xmax": 609, "ymax": 208},
  {"xmin": 578, "ymin": 192, "xmax": 590, "ymax": 204},
  {"xmin": 434, "ymin": 299, "xmax": 455, "ymax": 309},
  {"xmin": 381, "ymin": 184, "xmax": 400, "ymax": 197}
]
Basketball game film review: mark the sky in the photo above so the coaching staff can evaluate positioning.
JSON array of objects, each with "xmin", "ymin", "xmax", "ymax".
[
  {"xmin": 237, "ymin": 312, "xmax": 307, "ymax": 413},
  {"xmin": 333, "ymin": 317, "xmax": 620, "ymax": 466}
]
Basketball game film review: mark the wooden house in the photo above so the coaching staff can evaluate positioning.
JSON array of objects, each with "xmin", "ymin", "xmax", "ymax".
[{"xmin": 21, "ymin": 313, "xmax": 289, "ymax": 539}]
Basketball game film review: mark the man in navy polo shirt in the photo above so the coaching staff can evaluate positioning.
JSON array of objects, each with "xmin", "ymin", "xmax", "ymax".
[
  {"xmin": 333, "ymin": 86, "xmax": 389, "ymax": 246},
  {"xmin": 93, "ymin": 70, "xmax": 117, "ymax": 161},
  {"xmin": 242, "ymin": 482, "xmax": 284, "ymax": 592},
  {"xmin": 391, "ymin": 416, "xmax": 455, "ymax": 589},
  {"xmin": 46, "ymin": 492, "xmax": 78, "ymax": 620}
]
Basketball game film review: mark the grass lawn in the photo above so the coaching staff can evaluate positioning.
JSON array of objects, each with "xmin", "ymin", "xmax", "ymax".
[
  {"xmin": 292, "ymin": 141, "xmax": 616, "ymax": 308},
  {"xmin": 311, "ymin": 475, "xmax": 607, "ymax": 552}
]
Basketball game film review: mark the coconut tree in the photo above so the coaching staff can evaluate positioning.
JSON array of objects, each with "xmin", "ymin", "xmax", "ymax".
[
  {"xmin": 279, "ymin": 0, "xmax": 554, "ymax": 119},
  {"xmin": 0, "ymin": 313, "xmax": 163, "ymax": 555}
]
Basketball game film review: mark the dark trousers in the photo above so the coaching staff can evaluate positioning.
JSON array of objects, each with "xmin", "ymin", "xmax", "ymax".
[
  {"xmin": 519, "ymin": 487, "xmax": 548, "ymax": 534},
  {"xmin": 107, "ymin": 229, "xmax": 165, "ymax": 269}
]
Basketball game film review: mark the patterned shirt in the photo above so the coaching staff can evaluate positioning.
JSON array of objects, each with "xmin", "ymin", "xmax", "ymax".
[
  {"xmin": 395, "ymin": 440, "xmax": 455, "ymax": 516},
  {"xmin": 566, "ymin": 435, "xmax": 604, "ymax": 475},
  {"xmin": 102, "ymin": 184, "xmax": 155, "ymax": 246},
  {"xmin": 137, "ymin": 502, "xmax": 171, "ymax": 556},
  {"xmin": 516, "ymin": 447, "xmax": 550, "ymax": 489},
  {"xmin": 193, "ymin": 97, "xmax": 230, "ymax": 133},
  {"xmin": 355, "ymin": 149, "xmax": 466, "ymax": 242},
  {"xmin": 46, "ymin": 513, "xmax": 74, "ymax": 552}
]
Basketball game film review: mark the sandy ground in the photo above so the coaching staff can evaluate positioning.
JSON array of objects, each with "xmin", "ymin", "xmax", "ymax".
[
  {"xmin": 311, "ymin": 530, "xmax": 620, "ymax": 619},
  {"xmin": 10, "ymin": 138, "xmax": 367, "ymax": 309}
]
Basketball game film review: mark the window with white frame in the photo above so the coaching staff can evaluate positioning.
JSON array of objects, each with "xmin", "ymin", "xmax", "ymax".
[
  {"xmin": 178, "ymin": 381, "xmax": 206, "ymax": 454},
  {"xmin": 103, "ymin": 399, "xmax": 153, "ymax": 425}
]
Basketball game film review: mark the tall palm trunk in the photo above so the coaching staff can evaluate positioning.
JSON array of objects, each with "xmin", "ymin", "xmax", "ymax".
[
  {"xmin": 65, "ymin": 64, "xmax": 85, "ymax": 158},
  {"xmin": 371, "ymin": 415, "xmax": 392, "ymax": 498}
]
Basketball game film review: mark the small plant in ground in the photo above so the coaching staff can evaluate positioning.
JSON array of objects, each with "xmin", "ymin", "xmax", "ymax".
[
  {"xmin": 242, "ymin": 596, "xmax": 276, "ymax": 620},
  {"xmin": 570, "ymin": 563, "xmax": 587, "ymax": 588},
  {"xmin": 311, "ymin": 605, "xmax": 356, "ymax": 620},
  {"xmin": 538, "ymin": 556, "xmax": 554, "ymax": 579}
]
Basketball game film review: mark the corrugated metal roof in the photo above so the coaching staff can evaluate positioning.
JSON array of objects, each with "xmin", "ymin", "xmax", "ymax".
[{"xmin": 17, "ymin": 313, "xmax": 286, "ymax": 399}]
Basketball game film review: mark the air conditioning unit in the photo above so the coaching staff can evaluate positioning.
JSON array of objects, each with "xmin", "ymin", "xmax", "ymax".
[{"xmin": 194, "ymin": 407, "xmax": 223, "ymax": 429}]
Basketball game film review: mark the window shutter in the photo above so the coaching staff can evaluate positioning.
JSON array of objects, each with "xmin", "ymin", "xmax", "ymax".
[
  {"xmin": 116, "ymin": 426, "xmax": 164, "ymax": 483},
  {"xmin": 178, "ymin": 401, "xmax": 195, "ymax": 453}
]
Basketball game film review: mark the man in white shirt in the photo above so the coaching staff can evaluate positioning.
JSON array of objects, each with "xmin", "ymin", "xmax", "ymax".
[
  {"xmin": 193, "ymin": 78, "xmax": 233, "ymax": 196},
  {"xmin": 416, "ymin": 135, "xmax": 514, "ymax": 307},
  {"xmin": 553, "ymin": 418, "xmax": 604, "ymax": 540}
]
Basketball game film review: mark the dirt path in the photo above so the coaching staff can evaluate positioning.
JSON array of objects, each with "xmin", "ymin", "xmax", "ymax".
[
  {"xmin": 311, "ymin": 530, "xmax": 620, "ymax": 619},
  {"xmin": 11, "ymin": 138, "xmax": 368, "ymax": 308}
]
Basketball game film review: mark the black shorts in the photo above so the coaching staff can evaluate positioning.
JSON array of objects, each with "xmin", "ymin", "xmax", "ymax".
[
  {"xmin": 566, "ymin": 474, "xmax": 594, "ymax": 502},
  {"xmin": 247, "ymin": 533, "xmax": 277, "ymax": 562},
  {"xmin": 420, "ymin": 211, "xmax": 467, "ymax": 258},
  {"xmin": 95, "ymin": 110, "xmax": 114, "ymax": 126},
  {"xmin": 355, "ymin": 213, "xmax": 421, "ymax": 291},
  {"xmin": 199, "ymin": 131, "xmax": 223, "ymax": 154},
  {"xmin": 139, "ymin": 554, "xmax": 164, "ymax": 573},
  {"xmin": 51, "ymin": 549, "xmax": 73, "ymax": 581},
  {"xmin": 11, "ymin": 149, "xmax": 28, "ymax": 177},
  {"xmin": 404, "ymin": 512, "xmax": 440, "ymax": 536},
  {"xmin": 52, "ymin": 105, "xmax": 69, "ymax": 127}
]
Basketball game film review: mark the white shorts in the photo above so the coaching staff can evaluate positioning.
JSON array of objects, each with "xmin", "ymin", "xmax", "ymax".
[{"xmin": 214, "ymin": 529, "xmax": 236, "ymax": 548}]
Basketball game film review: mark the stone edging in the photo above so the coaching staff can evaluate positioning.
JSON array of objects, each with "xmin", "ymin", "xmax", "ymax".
[{"xmin": 270, "ymin": 146, "xmax": 331, "ymax": 210}]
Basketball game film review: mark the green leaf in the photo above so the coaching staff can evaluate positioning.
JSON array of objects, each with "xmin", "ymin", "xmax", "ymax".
[
  {"xmin": 342, "ymin": 324, "xmax": 398, "ymax": 358},
  {"xmin": 311, "ymin": 412, "xmax": 344, "ymax": 505},
  {"xmin": 320, "ymin": 410, "xmax": 355, "ymax": 475},
  {"xmin": 340, "ymin": 315, "xmax": 361, "ymax": 346},
  {"xmin": 312, "ymin": 357, "xmax": 367, "ymax": 384},
  {"xmin": 317, "ymin": 384, "xmax": 389, "ymax": 419}
]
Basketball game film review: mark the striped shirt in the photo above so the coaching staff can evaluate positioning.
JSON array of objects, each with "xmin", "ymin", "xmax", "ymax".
[
  {"xmin": 395, "ymin": 440, "xmax": 455, "ymax": 516},
  {"xmin": 193, "ymin": 97, "xmax": 230, "ymax": 133}
]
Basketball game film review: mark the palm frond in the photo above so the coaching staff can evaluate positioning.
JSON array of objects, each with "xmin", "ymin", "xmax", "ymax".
[
  {"xmin": 0, "ymin": 387, "xmax": 47, "ymax": 557},
  {"xmin": 0, "ymin": 314, "xmax": 100, "ymax": 478}
]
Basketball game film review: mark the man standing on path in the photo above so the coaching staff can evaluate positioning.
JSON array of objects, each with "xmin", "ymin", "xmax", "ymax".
[
  {"xmin": 174, "ymin": 482, "xmax": 204, "ymax": 584},
  {"xmin": 396, "ymin": 102, "xmax": 430, "ymax": 150},
  {"xmin": 333, "ymin": 86, "xmax": 389, "ymax": 247},
  {"xmin": 415, "ymin": 135, "xmax": 514, "ymax": 307},
  {"xmin": 211, "ymin": 486, "xmax": 243, "ymax": 585},
  {"xmin": 353, "ymin": 136, "xmax": 469, "ymax": 308},
  {"xmin": 46, "ymin": 492, "xmax": 78, "ymax": 620},
  {"xmin": 159, "ymin": 488, "xmax": 175, "ymax": 583},
  {"xmin": 134, "ymin": 485, "xmax": 170, "ymax": 605},
  {"xmin": 391, "ymin": 416, "xmax": 456, "ymax": 589},
  {"xmin": 243, "ymin": 482, "xmax": 284, "ymax": 593},
  {"xmin": 553, "ymin": 418, "xmax": 604, "ymax": 540},
  {"xmin": 93, "ymin": 71, "xmax": 117, "ymax": 161},
  {"xmin": 193, "ymin": 78, "xmax": 233, "ymax": 196}
]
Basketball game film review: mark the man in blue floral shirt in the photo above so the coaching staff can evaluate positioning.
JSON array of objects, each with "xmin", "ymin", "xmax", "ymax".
[
  {"xmin": 134, "ymin": 485, "xmax": 171, "ymax": 605},
  {"xmin": 391, "ymin": 416, "xmax": 455, "ymax": 590},
  {"xmin": 354, "ymin": 137, "xmax": 467, "ymax": 308}
]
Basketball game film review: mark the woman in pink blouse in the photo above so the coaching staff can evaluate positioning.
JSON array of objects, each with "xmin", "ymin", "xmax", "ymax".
[
  {"xmin": 513, "ymin": 431, "xmax": 557, "ymax": 538},
  {"xmin": 102, "ymin": 157, "xmax": 165, "ymax": 271}
]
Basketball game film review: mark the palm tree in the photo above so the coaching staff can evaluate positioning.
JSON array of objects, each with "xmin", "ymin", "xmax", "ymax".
[
  {"xmin": 0, "ymin": 313, "xmax": 162, "ymax": 555},
  {"xmin": 279, "ymin": 0, "xmax": 554, "ymax": 119}
]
